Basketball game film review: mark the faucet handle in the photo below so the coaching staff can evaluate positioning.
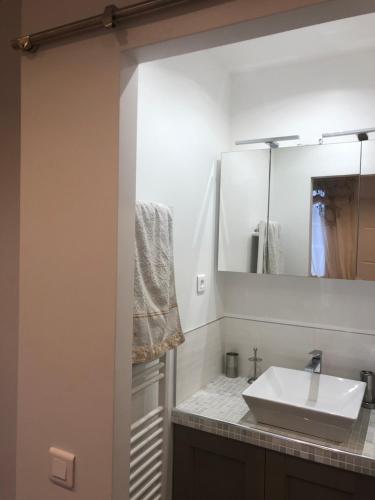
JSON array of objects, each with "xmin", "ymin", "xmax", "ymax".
[{"xmin": 309, "ymin": 349, "xmax": 322, "ymax": 358}]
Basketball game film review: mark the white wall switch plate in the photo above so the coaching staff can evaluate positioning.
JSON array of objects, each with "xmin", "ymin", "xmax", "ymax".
[
  {"xmin": 197, "ymin": 274, "xmax": 206, "ymax": 294},
  {"xmin": 49, "ymin": 447, "xmax": 76, "ymax": 490}
]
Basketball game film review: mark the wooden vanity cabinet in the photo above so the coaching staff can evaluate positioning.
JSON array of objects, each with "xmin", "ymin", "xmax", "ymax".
[
  {"xmin": 173, "ymin": 425, "xmax": 375, "ymax": 500},
  {"xmin": 173, "ymin": 425, "xmax": 265, "ymax": 500}
]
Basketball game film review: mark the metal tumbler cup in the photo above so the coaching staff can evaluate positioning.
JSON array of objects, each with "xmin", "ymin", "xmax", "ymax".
[
  {"xmin": 361, "ymin": 370, "xmax": 375, "ymax": 409},
  {"xmin": 225, "ymin": 352, "xmax": 239, "ymax": 378}
]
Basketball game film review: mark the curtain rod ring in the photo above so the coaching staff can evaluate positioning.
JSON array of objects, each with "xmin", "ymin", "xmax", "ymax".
[{"xmin": 102, "ymin": 5, "xmax": 118, "ymax": 29}]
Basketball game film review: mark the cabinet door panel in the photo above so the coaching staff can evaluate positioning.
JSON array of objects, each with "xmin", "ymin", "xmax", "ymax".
[
  {"xmin": 287, "ymin": 476, "xmax": 352, "ymax": 500},
  {"xmin": 191, "ymin": 448, "xmax": 246, "ymax": 500},
  {"xmin": 173, "ymin": 425, "xmax": 265, "ymax": 500},
  {"xmin": 265, "ymin": 450, "xmax": 375, "ymax": 500}
]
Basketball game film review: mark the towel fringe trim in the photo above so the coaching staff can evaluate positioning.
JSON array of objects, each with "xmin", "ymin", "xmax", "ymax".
[{"xmin": 132, "ymin": 331, "xmax": 185, "ymax": 364}]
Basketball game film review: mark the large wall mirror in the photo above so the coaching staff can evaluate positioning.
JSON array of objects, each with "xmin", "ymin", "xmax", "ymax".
[{"xmin": 218, "ymin": 140, "xmax": 375, "ymax": 281}]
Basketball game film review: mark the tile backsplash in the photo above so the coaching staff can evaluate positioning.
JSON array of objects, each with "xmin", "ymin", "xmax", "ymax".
[
  {"xmin": 176, "ymin": 316, "xmax": 375, "ymax": 404},
  {"xmin": 176, "ymin": 320, "xmax": 223, "ymax": 404},
  {"xmin": 224, "ymin": 317, "xmax": 375, "ymax": 381}
]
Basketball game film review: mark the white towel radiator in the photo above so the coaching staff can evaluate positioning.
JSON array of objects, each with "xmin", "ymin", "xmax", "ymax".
[{"xmin": 129, "ymin": 354, "xmax": 172, "ymax": 500}]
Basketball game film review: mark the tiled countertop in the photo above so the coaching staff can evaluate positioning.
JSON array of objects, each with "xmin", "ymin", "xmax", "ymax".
[{"xmin": 172, "ymin": 375, "xmax": 375, "ymax": 477}]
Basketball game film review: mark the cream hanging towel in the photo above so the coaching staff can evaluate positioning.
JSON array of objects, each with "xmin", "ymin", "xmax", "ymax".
[{"xmin": 133, "ymin": 202, "xmax": 184, "ymax": 364}]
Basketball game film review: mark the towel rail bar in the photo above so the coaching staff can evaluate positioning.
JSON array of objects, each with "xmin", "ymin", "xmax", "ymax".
[
  {"xmin": 130, "ymin": 428, "xmax": 163, "ymax": 457},
  {"xmin": 142, "ymin": 485, "xmax": 163, "ymax": 500},
  {"xmin": 132, "ymin": 373, "xmax": 164, "ymax": 395},
  {"xmin": 130, "ymin": 471, "xmax": 162, "ymax": 500},
  {"xmin": 131, "ymin": 406, "xmax": 163, "ymax": 432},
  {"xmin": 129, "ymin": 449, "xmax": 163, "ymax": 482},
  {"xmin": 129, "ymin": 460, "xmax": 162, "ymax": 494},
  {"xmin": 132, "ymin": 367, "xmax": 164, "ymax": 389},
  {"xmin": 130, "ymin": 438, "xmax": 163, "ymax": 469},
  {"xmin": 132, "ymin": 362, "xmax": 165, "ymax": 382},
  {"xmin": 130, "ymin": 416, "xmax": 163, "ymax": 445}
]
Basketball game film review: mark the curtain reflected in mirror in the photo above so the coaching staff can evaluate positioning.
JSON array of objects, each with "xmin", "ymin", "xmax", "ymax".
[
  {"xmin": 310, "ymin": 176, "xmax": 359, "ymax": 279},
  {"xmin": 357, "ymin": 175, "xmax": 375, "ymax": 280}
]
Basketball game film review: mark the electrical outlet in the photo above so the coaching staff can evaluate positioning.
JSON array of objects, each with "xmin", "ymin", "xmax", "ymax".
[{"xmin": 197, "ymin": 274, "xmax": 206, "ymax": 294}]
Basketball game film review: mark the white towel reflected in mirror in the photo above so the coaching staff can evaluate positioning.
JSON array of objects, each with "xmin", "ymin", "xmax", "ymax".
[{"xmin": 256, "ymin": 220, "xmax": 284, "ymax": 275}]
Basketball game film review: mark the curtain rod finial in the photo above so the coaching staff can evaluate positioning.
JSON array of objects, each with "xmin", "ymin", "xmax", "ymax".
[{"xmin": 12, "ymin": 35, "xmax": 35, "ymax": 52}]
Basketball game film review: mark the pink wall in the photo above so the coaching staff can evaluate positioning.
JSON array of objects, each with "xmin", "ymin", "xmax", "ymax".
[
  {"xmin": 0, "ymin": 1, "xmax": 20, "ymax": 499},
  {"xmin": 17, "ymin": 35, "xmax": 120, "ymax": 500}
]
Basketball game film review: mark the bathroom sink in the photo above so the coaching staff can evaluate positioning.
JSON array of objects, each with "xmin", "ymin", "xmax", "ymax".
[{"xmin": 242, "ymin": 366, "xmax": 366, "ymax": 442}]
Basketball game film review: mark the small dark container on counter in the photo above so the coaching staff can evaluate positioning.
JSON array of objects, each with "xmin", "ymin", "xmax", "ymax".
[
  {"xmin": 361, "ymin": 370, "xmax": 375, "ymax": 409},
  {"xmin": 225, "ymin": 352, "xmax": 239, "ymax": 378}
]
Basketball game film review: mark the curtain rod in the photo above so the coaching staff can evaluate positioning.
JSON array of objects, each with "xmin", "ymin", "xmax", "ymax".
[{"xmin": 11, "ymin": 0, "xmax": 196, "ymax": 53}]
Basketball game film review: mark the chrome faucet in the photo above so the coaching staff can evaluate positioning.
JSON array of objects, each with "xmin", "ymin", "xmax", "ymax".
[{"xmin": 305, "ymin": 350, "xmax": 322, "ymax": 374}]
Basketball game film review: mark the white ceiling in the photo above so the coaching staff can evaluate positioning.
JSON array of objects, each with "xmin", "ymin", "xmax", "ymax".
[{"xmin": 204, "ymin": 12, "xmax": 375, "ymax": 73}]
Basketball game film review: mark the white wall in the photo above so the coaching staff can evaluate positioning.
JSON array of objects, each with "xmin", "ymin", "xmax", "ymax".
[
  {"xmin": 231, "ymin": 48, "xmax": 375, "ymax": 147},
  {"xmin": 136, "ymin": 54, "xmax": 231, "ymax": 332},
  {"xmin": 220, "ymin": 271, "xmax": 375, "ymax": 334}
]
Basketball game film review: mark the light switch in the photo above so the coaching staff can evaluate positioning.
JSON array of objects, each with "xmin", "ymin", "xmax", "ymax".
[
  {"xmin": 197, "ymin": 274, "xmax": 206, "ymax": 294},
  {"xmin": 51, "ymin": 457, "xmax": 67, "ymax": 480},
  {"xmin": 49, "ymin": 447, "xmax": 76, "ymax": 490}
]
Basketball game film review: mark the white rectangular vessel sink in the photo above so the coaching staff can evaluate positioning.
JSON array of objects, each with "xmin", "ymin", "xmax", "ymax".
[{"xmin": 242, "ymin": 366, "xmax": 366, "ymax": 442}]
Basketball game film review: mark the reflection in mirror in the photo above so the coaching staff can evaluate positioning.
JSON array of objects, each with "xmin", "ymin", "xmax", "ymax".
[
  {"xmin": 358, "ymin": 141, "xmax": 375, "ymax": 280},
  {"xmin": 218, "ymin": 140, "xmax": 375, "ymax": 280},
  {"xmin": 357, "ymin": 174, "xmax": 375, "ymax": 280},
  {"xmin": 268, "ymin": 142, "xmax": 361, "ymax": 277},
  {"xmin": 218, "ymin": 150, "xmax": 269, "ymax": 272},
  {"xmin": 310, "ymin": 176, "xmax": 359, "ymax": 279}
]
